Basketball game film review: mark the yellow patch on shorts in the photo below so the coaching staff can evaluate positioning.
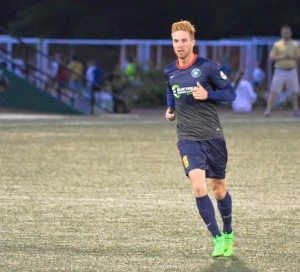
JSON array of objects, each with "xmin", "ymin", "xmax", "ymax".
[{"xmin": 182, "ymin": 155, "xmax": 189, "ymax": 168}]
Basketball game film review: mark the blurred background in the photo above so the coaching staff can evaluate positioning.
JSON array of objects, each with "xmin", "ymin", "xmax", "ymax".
[{"xmin": 0, "ymin": 0, "xmax": 299, "ymax": 114}]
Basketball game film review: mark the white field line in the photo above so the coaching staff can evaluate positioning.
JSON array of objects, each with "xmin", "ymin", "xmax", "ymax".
[
  {"xmin": 0, "ymin": 195, "xmax": 298, "ymax": 209},
  {"xmin": 0, "ymin": 114, "xmax": 299, "ymax": 128},
  {"xmin": 0, "ymin": 194, "xmax": 187, "ymax": 207}
]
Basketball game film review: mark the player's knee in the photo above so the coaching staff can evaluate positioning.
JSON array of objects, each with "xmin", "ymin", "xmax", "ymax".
[
  {"xmin": 188, "ymin": 169, "xmax": 207, "ymax": 197},
  {"xmin": 192, "ymin": 183, "xmax": 207, "ymax": 197},
  {"xmin": 211, "ymin": 181, "xmax": 227, "ymax": 199},
  {"xmin": 213, "ymin": 189, "xmax": 226, "ymax": 200}
]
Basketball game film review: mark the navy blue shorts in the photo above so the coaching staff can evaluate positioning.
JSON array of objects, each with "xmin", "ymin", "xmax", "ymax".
[{"xmin": 177, "ymin": 137, "xmax": 228, "ymax": 179}]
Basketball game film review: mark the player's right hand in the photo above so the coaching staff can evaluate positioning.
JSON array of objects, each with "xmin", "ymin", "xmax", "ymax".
[{"xmin": 165, "ymin": 107, "xmax": 175, "ymax": 121}]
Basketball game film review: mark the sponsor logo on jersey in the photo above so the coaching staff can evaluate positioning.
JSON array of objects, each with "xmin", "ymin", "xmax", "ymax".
[
  {"xmin": 220, "ymin": 71, "xmax": 227, "ymax": 80},
  {"xmin": 191, "ymin": 68, "xmax": 201, "ymax": 78},
  {"xmin": 172, "ymin": 84, "xmax": 194, "ymax": 99}
]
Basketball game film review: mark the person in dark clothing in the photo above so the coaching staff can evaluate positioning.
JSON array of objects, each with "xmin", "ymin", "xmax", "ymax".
[{"xmin": 164, "ymin": 20, "xmax": 236, "ymax": 258}]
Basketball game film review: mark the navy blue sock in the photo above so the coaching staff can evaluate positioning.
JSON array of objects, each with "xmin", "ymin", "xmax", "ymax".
[
  {"xmin": 217, "ymin": 192, "xmax": 232, "ymax": 233},
  {"xmin": 195, "ymin": 195, "xmax": 221, "ymax": 237}
]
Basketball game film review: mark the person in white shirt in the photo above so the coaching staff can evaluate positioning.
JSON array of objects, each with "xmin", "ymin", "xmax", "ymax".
[
  {"xmin": 85, "ymin": 60, "xmax": 96, "ymax": 99},
  {"xmin": 232, "ymin": 78, "xmax": 257, "ymax": 112},
  {"xmin": 50, "ymin": 52, "xmax": 61, "ymax": 78}
]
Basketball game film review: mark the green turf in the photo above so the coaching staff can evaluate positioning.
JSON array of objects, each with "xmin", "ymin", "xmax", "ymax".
[{"xmin": 0, "ymin": 115, "xmax": 299, "ymax": 271}]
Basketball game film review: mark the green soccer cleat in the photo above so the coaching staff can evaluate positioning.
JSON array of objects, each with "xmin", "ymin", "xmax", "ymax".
[
  {"xmin": 223, "ymin": 232, "xmax": 234, "ymax": 257},
  {"xmin": 212, "ymin": 235, "xmax": 225, "ymax": 257}
]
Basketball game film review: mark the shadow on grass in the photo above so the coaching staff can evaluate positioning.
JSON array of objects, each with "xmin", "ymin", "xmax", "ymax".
[{"xmin": 202, "ymin": 256, "xmax": 257, "ymax": 272}]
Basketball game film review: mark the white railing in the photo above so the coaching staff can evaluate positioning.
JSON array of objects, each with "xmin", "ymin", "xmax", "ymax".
[{"xmin": 1, "ymin": 35, "xmax": 298, "ymax": 90}]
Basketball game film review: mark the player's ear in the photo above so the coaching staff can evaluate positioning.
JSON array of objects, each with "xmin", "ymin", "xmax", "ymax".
[{"xmin": 191, "ymin": 39, "xmax": 195, "ymax": 47}]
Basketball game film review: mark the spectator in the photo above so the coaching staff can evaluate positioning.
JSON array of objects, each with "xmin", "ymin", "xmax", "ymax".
[
  {"xmin": 124, "ymin": 57, "xmax": 136, "ymax": 82},
  {"xmin": 50, "ymin": 52, "xmax": 61, "ymax": 79},
  {"xmin": 93, "ymin": 61, "xmax": 105, "ymax": 91},
  {"xmin": 85, "ymin": 60, "xmax": 95, "ymax": 99},
  {"xmin": 264, "ymin": 25, "xmax": 300, "ymax": 117},
  {"xmin": 46, "ymin": 52, "xmax": 61, "ymax": 94},
  {"xmin": 232, "ymin": 77, "xmax": 257, "ymax": 112},
  {"xmin": 252, "ymin": 61, "xmax": 265, "ymax": 91},
  {"xmin": 55, "ymin": 56, "xmax": 69, "ymax": 98},
  {"xmin": 85, "ymin": 60, "xmax": 104, "ymax": 100},
  {"xmin": 68, "ymin": 54, "xmax": 83, "ymax": 94},
  {"xmin": 56, "ymin": 57, "xmax": 69, "ymax": 86}
]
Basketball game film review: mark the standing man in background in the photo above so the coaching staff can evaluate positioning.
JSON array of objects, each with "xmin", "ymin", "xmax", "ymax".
[
  {"xmin": 264, "ymin": 25, "xmax": 300, "ymax": 117},
  {"xmin": 164, "ymin": 20, "xmax": 236, "ymax": 257}
]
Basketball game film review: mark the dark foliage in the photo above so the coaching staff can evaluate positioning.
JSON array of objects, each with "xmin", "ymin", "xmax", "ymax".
[{"xmin": 0, "ymin": 0, "xmax": 299, "ymax": 39}]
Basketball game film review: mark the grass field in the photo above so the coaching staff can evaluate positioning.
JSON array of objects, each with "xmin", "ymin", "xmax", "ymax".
[{"xmin": 0, "ymin": 111, "xmax": 299, "ymax": 271}]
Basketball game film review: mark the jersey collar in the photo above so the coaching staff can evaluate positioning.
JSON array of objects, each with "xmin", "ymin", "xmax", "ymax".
[{"xmin": 176, "ymin": 54, "xmax": 197, "ymax": 70}]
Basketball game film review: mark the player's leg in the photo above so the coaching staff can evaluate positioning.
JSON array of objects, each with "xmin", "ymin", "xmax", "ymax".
[
  {"xmin": 189, "ymin": 169, "xmax": 221, "ymax": 237},
  {"xmin": 204, "ymin": 137, "xmax": 233, "ymax": 256},
  {"xmin": 211, "ymin": 179, "xmax": 234, "ymax": 257},
  {"xmin": 210, "ymin": 179, "xmax": 232, "ymax": 234},
  {"xmin": 189, "ymin": 169, "xmax": 224, "ymax": 257},
  {"xmin": 177, "ymin": 140, "xmax": 223, "ymax": 257},
  {"xmin": 264, "ymin": 69, "xmax": 284, "ymax": 116},
  {"xmin": 210, "ymin": 179, "xmax": 234, "ymax": 256}
]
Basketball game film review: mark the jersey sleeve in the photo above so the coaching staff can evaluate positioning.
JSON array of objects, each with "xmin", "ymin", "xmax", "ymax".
[
  {"xmin": 164, "ymin": 71, "xmax": 175, "ymax": 109},
  {"xmin": 208, "ymin": 62, "xmax": 229, "ymax": 90},
  {"xmin": 206, "ymin": 62, "xmax": 236, "ymax": 102},
  {"xmin": 167, "ymin": 89, "xmax": 175, "ymax": 109}
]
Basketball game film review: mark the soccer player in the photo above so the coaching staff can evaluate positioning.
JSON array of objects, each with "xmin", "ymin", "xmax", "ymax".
[{"xmin": 164, "ymin": 20, "xmax": 236, "ymax": 257}]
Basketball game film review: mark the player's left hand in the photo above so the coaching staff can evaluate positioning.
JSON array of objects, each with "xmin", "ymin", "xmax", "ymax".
[{"xmin": 192, "ymin": 81, "xmax": 208, "ymax": 100}]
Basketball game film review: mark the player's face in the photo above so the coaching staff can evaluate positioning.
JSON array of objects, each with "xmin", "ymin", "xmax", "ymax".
[{"xmin": 172, "ymin": 31, "xmax": 195, "ymax": 61}]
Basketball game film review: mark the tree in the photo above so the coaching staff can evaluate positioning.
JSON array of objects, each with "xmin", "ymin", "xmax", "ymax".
[{"xmin": 5, "ymin": 0, "xmax": 300, "ymax": 39}]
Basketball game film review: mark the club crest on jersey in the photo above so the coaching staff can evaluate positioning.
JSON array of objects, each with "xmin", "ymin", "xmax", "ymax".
[
  {"xmin": 220, "ymin": 71, "xmax": 227, "ymax": 80},
  {"xmin": 191, "ymin": 68, "xmax": 201, "ymax": 78}
]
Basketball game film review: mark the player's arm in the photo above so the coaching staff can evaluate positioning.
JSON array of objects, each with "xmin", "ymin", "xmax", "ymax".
[
  {"xmin": 165, "ymin": 75, "xmax": 176, "ymax": 121},
  {"xmin": 206, "ymin": 82, "xmax": 236, "ymax": 102},
  {"xmin": 193, "ymin": 62, "xmax": 236, "ymax": 102},
  {"xmin": 207, "ymin": 62, "xmax": 236, "ymax": 102},
  {"xmin": 165, "ymin": 87, "xmax": 175, "ymax": 121}
]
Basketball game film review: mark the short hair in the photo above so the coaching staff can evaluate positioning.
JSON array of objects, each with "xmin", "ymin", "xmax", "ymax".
[{"xmin": 171, "ymin": 20, "xmax": 196, "ymax": 39}]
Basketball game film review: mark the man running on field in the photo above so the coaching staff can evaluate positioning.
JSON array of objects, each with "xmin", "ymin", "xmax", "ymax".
[{"xmin": 164, "ymin": 20, "xmax": 236, "ymax": 257}]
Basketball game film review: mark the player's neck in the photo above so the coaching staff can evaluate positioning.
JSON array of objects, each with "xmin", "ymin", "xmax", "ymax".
[{"xmin": 177, "ymin": 54, "xmax": 196, "ymax": 68}]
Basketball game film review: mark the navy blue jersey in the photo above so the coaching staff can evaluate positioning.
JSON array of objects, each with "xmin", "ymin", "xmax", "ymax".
[{"xmin": 164, "ymin": 55, "xmax": 236, "ymax": 141}]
